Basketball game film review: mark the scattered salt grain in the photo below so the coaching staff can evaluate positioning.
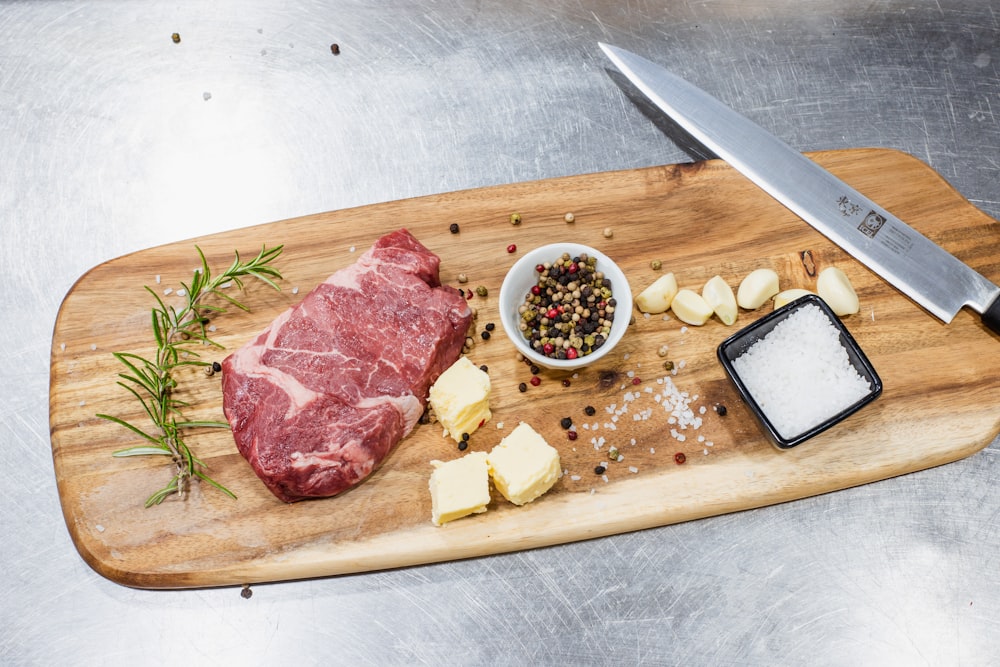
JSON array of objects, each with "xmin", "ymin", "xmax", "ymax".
[
  {"xmin": 571, "ymin": 475, "xmax": 581, "ymax": 481},
  {"xmin": 155, "ymin": 275, "xmax": 161, "ymax": 284},
  {"xmin": 349, "ymin": 246, "xmax": 356, "ymax": 253},
  {"xmin": 496, "ymin": 421, "xmax": 504, "ymax": 429},
  {"xmin": 95, "ymin": 524, "xmax": 105, "ymax": 533},
  {"xmin": 176, "ymin": 288, "xmax": 186, "ymax": 297},
  {"xmin": 90, "ymin": 344, "xmax": 97, "ymax": 351},
  {"xmin": 292, "ymin": 287, "xmax": 299, "ymax": 295},
  {"xmin": 60, "ymin": 343, "xmax": 65, "ymax": 352},
  {"xmin": 628, "ymin": 466, "xmax": 638, "ymax": 474},
  {"xmin": 601, "ymin": 474, "xmax": 609, "ymax": 483},
  {"xmin": 163, "ymin": 288, "xmax": 173, "ymax": 295}
]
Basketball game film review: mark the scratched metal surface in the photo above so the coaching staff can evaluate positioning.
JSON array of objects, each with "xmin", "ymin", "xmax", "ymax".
[{"xmin": 3, "ymin": 1, "xmax": 999, "ymax": 664}]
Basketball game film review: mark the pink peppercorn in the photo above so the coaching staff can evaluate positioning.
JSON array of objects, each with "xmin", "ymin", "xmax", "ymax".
[
  {"xmin": 507, "ymin": 244, "xmax": 517, "ymax": 253},
  {"xmin": 529, "ymin": 376, "xmax": 541, "ymax": 386},
  {"xmin": 631, "ymin": 377, "xmax": 641, "ymax": 385},
  {"xmin": 567, "ymin": 430, "xmax": 578, "ymax": 441}
]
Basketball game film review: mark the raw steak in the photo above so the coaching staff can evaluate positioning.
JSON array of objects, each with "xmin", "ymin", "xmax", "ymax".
[{"xmin": 222, "ymin": 229, "xmax": 471, "ymax": 502}]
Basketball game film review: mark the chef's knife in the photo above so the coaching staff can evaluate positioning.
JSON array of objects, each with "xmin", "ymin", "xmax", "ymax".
[{"xmin": 599, "ymin": 42, "xmax": 1000, "ymax": 335}]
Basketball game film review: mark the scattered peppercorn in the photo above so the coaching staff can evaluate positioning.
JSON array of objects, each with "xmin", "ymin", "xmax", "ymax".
[
  {"xmin": 594, "ymin": 465, "xmax": 607, "ymax": 475},
  {"xmin": 530, "ymin": 365, "xmax": 540, "ymax": 375},
  {"xmin": 663, "ymin": 360, "xmax": 675, "ymax": 371},
  {"xmin": 480, "ymin": 330, "xmax": 491, "ymax": 340},
  {"xmin": 457, "ymin": 273, "xmax": 468, "ymax": 283},
  {"xmin": 461, "ymin": 432, "xmax": 470, "ymax": 442},
  {"xmin": 510, "ymin": 212, "xmax": 522, "ymax": 225},
  {"xmin": 568, "ymin": 430, "xmax": 578, "ymax": 441},
  {"xmin": 212, "ymin": 361, "xmax": 222, "ymax": 373},
  {"xmin": 529, "ymin": 376, "xmax": 541, "ymax": 386},
  {"xmin": 449, "ymin": 223, "xmax": 460, "ymax": 234},
  {"xmin": 479, "ymin": 365, "xmax": 488, "ymax": 373},
  {"xmin": 560, "ymin": 417, "xmax": 573, "ymax": 429},
  {"xmin": 484, "ymin": 322, "xmax": 495, "ymax": 332},
  {"xmin": 507, "ymin": 244, "xmax": 517, "ymax": 253},
  {"xmin": 564, "ymin": 212, "xmax": 575, "ymax": 223},
  {"xmin": 475, "ymin": 285, "xmax": 488, "ymax": 297},
  {"xmin": 241, "ymin": 584, "xmax": 252, "ymax": 599},
  {"xmin": 171, "ymin": 32, "xmax": 181, "ymax": 43},
  {"xmin": 204, "ymin": 364, "xmax": 216, "ymax": 376},
  {"xmin": 584, "ymin": 405, "xmax": 596, "ymax": 416},
  {"xmin": 603, "ymin": 227, "xmax": 613, "ymax": 238},
  {"xmin": 631, "ymin": 377, "xmax": 641, "ymax": 385},
  {"xmin": 458, "ymin": 441, "xmax": 468, "ymax": 451},
  {"xmin": 674, "ymin": 452, "xmax": 686, "ymax": 465},
  {"xmin": 562, "ymin": 379, "xmax": 571, "ymax": 387},
  {"xmin": 330, "ymin": 43, "xmax": 340, "ymax": 55},
  {"xmin": 714, "ymin": 403, "xmax": 728, "ymax": 416},
  {"xmin": 608, "ymin": 447, "xmax": 619, "ymax": 460},
  {"xmin": 650, "ymin": 259, "xmax": 662, "ymax": 270},
  {"xmin": 518, "ymin": 382, "xmax": 527, "ymax": 392}
]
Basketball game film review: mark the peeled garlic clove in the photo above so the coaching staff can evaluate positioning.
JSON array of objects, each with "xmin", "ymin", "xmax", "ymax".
[
  {"xmin": 817, "ymin": 266, "xmax": 860, "ymax": 315},
  {"xmin": 737, "ymin": 268, "xmax": 780, "ymax": 309},
  {"xmin": 634, "ymin": 272, "xmax": 678, "ymax": 314},
  {"xmin": 702, "ymin": 275, "xmax": 738, "ymax": 325},
  {"xmin": 773, "ymin": 288, "xmax": 815, "ymax": 309},
  {"xmin": 670, "ymin": 289, "xmax": 714, "ymax": 326}
]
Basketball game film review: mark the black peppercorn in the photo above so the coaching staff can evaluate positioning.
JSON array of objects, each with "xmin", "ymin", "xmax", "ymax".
[
  {"xmin": 560, "ymin": 417, "xmax": 572, "ymax": 429},
  {"xmin": 584, "ymin": 405, "xmax": 596, "ymax": 416},
  {"xmin": 594, "ymin": 465, "xmax": 607, "ymax": 475},
  {"xmin": 458, "ymin": 441, "xmax": 468, "ymax": 451},
  {"xmin": 518, "ymin": 382, "xmax": 527, "ymax": 392},
  {"xmin": 449, "ymin": 223, "xmax": 460, "ymax": 234}
]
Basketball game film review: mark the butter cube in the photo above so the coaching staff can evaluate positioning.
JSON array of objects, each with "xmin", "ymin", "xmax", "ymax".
[
  {"xmin": 486, "ymin": 422, "xmax": 561, "ymax": 506},
  {"xmin": 429, "ymin": 356, "xmax": 492, "ymax": 442},
  {"xmin": 429, "ymin": 452, "xmax": 490, "ymax": 526}
]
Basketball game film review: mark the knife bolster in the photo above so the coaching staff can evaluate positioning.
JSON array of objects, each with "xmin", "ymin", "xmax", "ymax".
[{"xmin": 983, "ymin": 295, "xmax": 1000, "ymax": 336}]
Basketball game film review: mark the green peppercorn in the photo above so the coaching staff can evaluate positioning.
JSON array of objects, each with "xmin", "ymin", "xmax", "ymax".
[
  {"xmin": 510, "ymin": 212, "xmax": 522, "ymax": 225},
  {"xmin": 475, "ymin": 285, "xmax": 488, "ymax": 297}
]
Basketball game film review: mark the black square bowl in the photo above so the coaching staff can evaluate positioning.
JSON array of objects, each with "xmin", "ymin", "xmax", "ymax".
[{"xmin": 716, "ymin": 294, "xmax": 883, "ymax": 449}]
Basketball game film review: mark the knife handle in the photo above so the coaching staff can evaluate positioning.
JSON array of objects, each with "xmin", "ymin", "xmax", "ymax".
[{"xmin": 984, "ymin": 295, "xmax": 1000, "ymax": 336}]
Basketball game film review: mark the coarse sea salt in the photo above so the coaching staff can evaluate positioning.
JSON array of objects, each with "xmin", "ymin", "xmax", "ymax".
[{"xmin": 732, "ymin": 303, "xmax": 872, "ymax": 439}]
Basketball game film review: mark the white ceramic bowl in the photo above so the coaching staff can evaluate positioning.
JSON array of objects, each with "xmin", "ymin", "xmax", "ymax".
[{"xmin": 498, "ymin": 242, "xmax": 632, "ymax": 371}]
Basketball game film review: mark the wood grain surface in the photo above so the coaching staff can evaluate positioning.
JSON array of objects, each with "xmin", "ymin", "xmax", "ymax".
[{"xmin": 49, "ymin": 149, "xmax": 1000, "ymax": 589}]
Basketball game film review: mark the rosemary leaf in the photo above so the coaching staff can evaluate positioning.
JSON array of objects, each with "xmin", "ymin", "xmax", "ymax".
[{"xmin": 99, "ymin": 244, "xmax": 283, "ymax": 507}]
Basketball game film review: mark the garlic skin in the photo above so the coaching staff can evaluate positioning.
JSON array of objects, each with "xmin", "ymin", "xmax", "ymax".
[
  {"xmin": 670, "ymin": 289, "xmax": 714, "ymax": 326},
  {"xmin": 634, "ymin": 273, "xmax": 678, "ymax": 314},
  {"xmin": 737, "ymin": 268, "xmax": 780, "ymax": 309},
  {"xmin": 817, "ymin": 266, "xmax": 860, "ymax": 315},
  {"xmin": 702, "ymin": 275, "xmax": 738, "ymax": 325},
  {"xmin": 773, "ymin": 288, "xmax": 815, "ymax": 309}
]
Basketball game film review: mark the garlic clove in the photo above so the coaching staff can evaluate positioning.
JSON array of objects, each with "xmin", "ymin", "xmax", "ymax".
[
  {"xmin": 773, "ymin": 288, "xmax": 815, "ymax": 309},
  {"xmin": 817, "ymin": 266, "xmax": 860, "ymax": 315},
  {"xmin": 702, "ymin": 275, "xmax": 738, "ymax": 325},
  {"xmin": 670, "ymin": 289, "xmax": 714, "ymax": 326},
  {"xmin": 737, "ymin": 268, "xmax": 780, "ymax": 309},
  {"xmin": 634, "ymin": 273, "xmax": 678, "ymax": 314}
]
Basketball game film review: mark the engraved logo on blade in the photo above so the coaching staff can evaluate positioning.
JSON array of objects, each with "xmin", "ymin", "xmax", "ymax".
[
  {"xmin": 837, "ymin": 195, "xmax": 861, "ymax": 217},
  {"xmin": 858, "ymin": 210, "xmax": 886, "ymax": 239}
]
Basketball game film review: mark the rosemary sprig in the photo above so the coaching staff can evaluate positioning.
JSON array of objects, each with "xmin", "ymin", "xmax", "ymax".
[{"xmin": 97, "ymin": 244, "xmax": 283, "ymax": 507}]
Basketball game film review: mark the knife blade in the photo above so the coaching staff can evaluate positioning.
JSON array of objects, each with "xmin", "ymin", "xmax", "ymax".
[{"xmin": 599, "ymin": 42, "xmax": 1000, "ymax": 335}]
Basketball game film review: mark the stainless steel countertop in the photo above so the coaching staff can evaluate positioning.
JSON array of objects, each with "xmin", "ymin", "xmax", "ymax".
[{"xmin": 4, "ymin": 1, "xmax": 999, "ymax": 664}]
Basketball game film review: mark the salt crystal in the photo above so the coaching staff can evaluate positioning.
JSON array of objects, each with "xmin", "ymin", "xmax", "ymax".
[
  {"xmin": 292, "ymin": 287, "xmax": 299, "ymax": 295},
  {"xmin": 628, "ymin": 466, "xmax": 638, "ymax": 474},
  {"xmin": 571, "ymin": 475, "xmax": 581, "ymax": 481},
  {"xmin": 163, "ymin": 288, "xmax": 173, "ymax": 295}
]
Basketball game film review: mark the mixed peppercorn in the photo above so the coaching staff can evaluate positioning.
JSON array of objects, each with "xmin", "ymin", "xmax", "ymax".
[{"xmin": 517, "ymin": 252, "xmax": 617, "ymax": 361}]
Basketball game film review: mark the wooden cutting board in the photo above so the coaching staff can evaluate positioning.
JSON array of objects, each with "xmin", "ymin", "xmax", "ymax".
[{"xmin": 50, "ymin": 148, "xmax": 1000, "ymax": 589}]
